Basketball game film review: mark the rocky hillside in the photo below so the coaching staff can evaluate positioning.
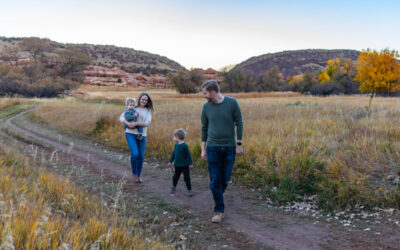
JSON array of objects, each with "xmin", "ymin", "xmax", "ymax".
[
  {"xmin": 0, "ymin": 37, "xmax": 186, "ymax": 74},
  {"xmin": 231, "ymin": 49, "xmax": 360, "ymax": 77}
]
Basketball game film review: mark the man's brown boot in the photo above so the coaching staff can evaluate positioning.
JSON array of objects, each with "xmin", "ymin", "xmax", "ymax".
[{"xmin": 211, "ymin": 213, "xmax": 224, "ymax": 223}]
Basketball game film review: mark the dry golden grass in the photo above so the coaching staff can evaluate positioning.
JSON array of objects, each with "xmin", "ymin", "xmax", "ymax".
[
  {"xmin": 77, "ymin": 84, "xmax": 145, "ymax": 92},
  {"xmin": 75, "ymin": 85, "xmax": 179, "ymax": 102},
  {"xmin": 164, "ymin": 91, "xmax": 302, "ymax": 99},
  {"xmin": 32, "ymin": 93, "xmax": 400, "ymax": 209},
  {"xmin": 0, "ymin": 146, "xmax": 169, "ymax": 249},
  {"xmin": 0, "ymin": 97, "xmax": 27, "ymax": 110}
]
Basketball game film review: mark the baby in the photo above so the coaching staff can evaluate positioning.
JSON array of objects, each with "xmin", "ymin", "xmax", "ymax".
[{"xmin": 124, "ymin": 97, "xmax": 143, "ymax": 140}]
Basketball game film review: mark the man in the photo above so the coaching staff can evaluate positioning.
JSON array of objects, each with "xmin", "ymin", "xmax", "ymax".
[{"xmin": 200, "ymin": 79, "xmax": 243, "ymax": 223}]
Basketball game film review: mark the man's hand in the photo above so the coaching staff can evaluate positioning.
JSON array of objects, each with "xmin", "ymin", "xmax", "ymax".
[
  {"xmin": 189, "ymin": 165, "xmax": 193, "ymax": 169},
  {"xmin": 201, "ymin": 150, "xmax": 207, "ymax": 161},
  {"xmin": 236, "ymin": 145, "xmax": 243, "ymax": 155},
  {"xmin": 168, "ymin": 162, "xmax": 173, "ymax": 168}
]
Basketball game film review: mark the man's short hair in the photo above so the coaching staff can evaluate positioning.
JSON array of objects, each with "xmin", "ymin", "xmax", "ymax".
[
  {"xmin": 201, "ymin": 79, "xmax": 220, "ymax": 93},
  {"xmin": 174, "ymin": 128, "xmax": 186, "ymax": 140},
  {"xmin": 125, "ymin": 97, "xmax": 136, "ymax": 106}
]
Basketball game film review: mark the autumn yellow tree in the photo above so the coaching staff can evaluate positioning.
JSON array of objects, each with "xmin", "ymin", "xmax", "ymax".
[
  {"xmin": 354, "ymin": 49, "xmax": 400, "ymax": 113},
  {"xmin": 318, "ymin": 58, "xmax": 339, "ymax": 83}
]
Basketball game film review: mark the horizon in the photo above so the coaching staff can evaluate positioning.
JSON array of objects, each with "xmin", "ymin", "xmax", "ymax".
[{"xmin": 1, "ymin": 0, "xmax": 400, "ymax": 69}]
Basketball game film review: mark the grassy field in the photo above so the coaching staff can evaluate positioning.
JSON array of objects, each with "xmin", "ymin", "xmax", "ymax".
[
  {"xmin": 29, "ymin": 87, "xmax": 400, "ymax": 210},
  {"xmin": 0, "ymin": 98, "xmax": 37, "ymax": 119},
  {"xmin": 0, "ymin": 144, "xmax": 168, "ymax": 249},
  {"xmin": 0, "ymin": 100, "xmax": 170, "ymax": 249}
]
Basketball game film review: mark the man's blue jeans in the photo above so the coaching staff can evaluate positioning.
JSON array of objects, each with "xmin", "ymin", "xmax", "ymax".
[
  {"xmin": 207, "ymin": 146, "xmax": 236, "ymax": 213},
  {"xmin": 125, "ymin": 133, "xmax": 146, "ymax": 176}
]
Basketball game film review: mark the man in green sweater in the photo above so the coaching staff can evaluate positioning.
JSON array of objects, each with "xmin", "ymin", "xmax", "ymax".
[{"xmin": 200, "ymin": 79, "xmax": 243, "ymax": 223}]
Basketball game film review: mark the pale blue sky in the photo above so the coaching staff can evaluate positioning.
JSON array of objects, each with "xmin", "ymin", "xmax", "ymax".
[{"xmin": 1, "ymin": 0, "xmax": 399, "ymax": 69}]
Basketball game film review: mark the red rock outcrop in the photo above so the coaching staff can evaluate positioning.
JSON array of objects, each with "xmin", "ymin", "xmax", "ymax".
[
  {"xmin": 195, "ymin": 68, "xmax": 223, "ymax": 83},
  {"xmin": 82, "ymin": 66, "xmax": 169, "ymax": 88},
  {"xmin": 147, "ymin": 76, "xmax": 168, "ymax": 88},
  {"xmin": 83, "ymin": 66, "xmax": 138, "ymax": 87}
]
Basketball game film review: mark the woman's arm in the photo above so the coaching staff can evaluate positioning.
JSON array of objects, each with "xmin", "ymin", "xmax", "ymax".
[
  {"xmin": 136, "ymin": 109, "xmax": 152, "ymax": 127},
  {"xmin": 120, "ymin": 113, "xmax": 137, "ymax": 128},
  {"xmin": 124, "ymin": 120, "xmax": 138, "ymax": 128}
]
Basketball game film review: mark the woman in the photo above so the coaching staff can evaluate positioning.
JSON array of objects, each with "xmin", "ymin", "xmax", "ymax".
[{"xmin": 120, "ymin": 92, "xmax": 153, "ymax": 183}]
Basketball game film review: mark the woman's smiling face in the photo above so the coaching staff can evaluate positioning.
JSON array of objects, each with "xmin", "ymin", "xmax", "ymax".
[{"xmin": 139, "ymin": 95, "xmax": 148, "ymax": 107}]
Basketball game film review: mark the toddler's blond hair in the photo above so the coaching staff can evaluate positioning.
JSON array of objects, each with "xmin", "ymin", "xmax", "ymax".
[{"xmin": 125, "ymin": 97, "xmax": 136, "ymax": 106}]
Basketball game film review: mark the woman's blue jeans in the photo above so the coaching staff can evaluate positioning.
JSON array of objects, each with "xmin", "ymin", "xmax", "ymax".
[
  {"xmin": 125, "ymin": 133, "xmax": 146, "ymax": 177},
  {"xmin": 206, "ymin": 146, "xmax": 236, "ymax": 213}
]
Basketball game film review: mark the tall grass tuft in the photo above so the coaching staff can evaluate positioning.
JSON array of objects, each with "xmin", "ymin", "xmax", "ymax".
[{"xmin": 0, "ymin": 146, "xmax": 169, "ymax": 249}]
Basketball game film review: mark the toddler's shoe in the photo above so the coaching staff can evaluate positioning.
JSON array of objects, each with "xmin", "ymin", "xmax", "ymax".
[
  {"xmin": 188, "ymin": 190, "xmax": 194, "ymax": 197},
  {"xmin": 170, "ymin": 186, "xmax": 176, "ymax": 194}
]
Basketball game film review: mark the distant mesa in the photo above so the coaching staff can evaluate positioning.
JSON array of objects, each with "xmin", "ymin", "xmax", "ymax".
[{"xmin": 232, "ymin": 49, "xmax": 360, "ymax": 76}]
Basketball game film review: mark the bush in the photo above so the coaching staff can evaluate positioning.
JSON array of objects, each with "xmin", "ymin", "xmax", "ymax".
[
  {"xmin": 0, "ymin": 64, "xmax": 78, "ymax": 97},
  {"xmin": 167, "ymin": 69, "xmax": 204, "ymax": 93},
  {"xmin": 288, "ymin": 71, "xmax": 318, "ymax": 93},
  {"xmin": 0, "ymin": 39, "xmax": 89, "ymax": 97},
  {"xmin": 310, "ymin": 82, "xmax": 345, "ymax": 96}
]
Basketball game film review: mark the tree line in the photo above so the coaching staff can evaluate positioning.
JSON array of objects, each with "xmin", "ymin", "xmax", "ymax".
[
  {"xmin": 0, "ymin": 37, "xmax": 92, "ymax": 97},
  {"xmin": 168, "ymin": 49, "xmax": 400, "ymax": 100}
]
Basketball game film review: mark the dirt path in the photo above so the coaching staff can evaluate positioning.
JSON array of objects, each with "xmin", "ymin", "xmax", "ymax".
[{"xmin": 5, "ymin": 109, "xmax": 400, "ymax": 249}]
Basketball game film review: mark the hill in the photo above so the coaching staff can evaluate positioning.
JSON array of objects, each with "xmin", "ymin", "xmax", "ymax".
[
  {"xmin": 0, "ymin": 36, "xmax": 186, "ymax": 74},
  {"xmin": 231, "ymin": 49, "xmax": 360, "ymax": 76}
]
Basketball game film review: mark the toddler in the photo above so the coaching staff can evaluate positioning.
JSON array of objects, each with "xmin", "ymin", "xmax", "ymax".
[{"xmin": 168, "ymin": 128, "xmax": 193, "ymax": 196}]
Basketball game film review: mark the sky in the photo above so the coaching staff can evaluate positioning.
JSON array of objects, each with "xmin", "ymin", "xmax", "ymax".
[{"xmin": 1, "ymin": 0, "xmax": 399, "ymax": 70}]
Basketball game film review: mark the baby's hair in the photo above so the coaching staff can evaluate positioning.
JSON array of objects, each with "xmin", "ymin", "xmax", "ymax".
[
  {"xmin": 174, "ymin": 128, "xmax": 186, "ymax": 140},
  {"xmin": 125, "ymin": 97, "xmax": 136, "ymax": 106}
]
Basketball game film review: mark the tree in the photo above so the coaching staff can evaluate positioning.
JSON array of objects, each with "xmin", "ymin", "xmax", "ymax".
[
  {"xmin": 222, "ymin": 70, "xmax": 246, "ymax": 92},
  {"xmin": 19, "ymin": 37, "xmax": 53, "ymax": 63},
  {"xmin": 259, "ymin": 65, "xmax": 283, "ymax": 91},
  {"xmin": 0, "ymin": 46, "xmax": 20, "ymax": 65},
  {"xmin": 167, "ymin": 69, "xmax": 204, "ymax": 93},
  {"xmin": 333, "ymin": 58, "xmax": 359, "ymax": 94},
  {"xmin": 318, "ymin": 70, "xmax": 331, "ymax": 83},
  {"xmin": 244, "ymin": 75, "xmax": 257, "ymax": 92},
  {"xmin": 317, "ymin": 58, "xmax": 359, "ymax": 95},
  {"xmin": 354, "ymin": 49, "xmax": 400, "ymax": 113},
  {"xmin": 0, "ymin": 64, "xmax": 27, "ymax": 95},
  {"xmin": 289, "ymin": 71, "xmax": 317, "ymax": 93},
  {"xmin": 56, "ymin": 45, "xmax": 92, "ymax": 80},
  {"xmin": 318, "ymin": 58, "xmax": 339, "ymax": 83}
]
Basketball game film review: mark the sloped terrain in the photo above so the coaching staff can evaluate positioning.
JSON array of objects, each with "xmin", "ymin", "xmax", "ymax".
[
  {"xmin": 0, "ymin": 36, "xmax": 186, "ymax": 73},
  {"xmin": 232, "ymin": 49, "xmax": 360, "ymax": 76}
]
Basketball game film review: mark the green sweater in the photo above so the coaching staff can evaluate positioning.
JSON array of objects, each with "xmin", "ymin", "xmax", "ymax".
[
  {"xmin": 201, "ymin": 96, "xmax": 243, "ymax": 147},
  {"xmin": 169, "ymin": 142, "xmax": 193, "ymax": 167}
]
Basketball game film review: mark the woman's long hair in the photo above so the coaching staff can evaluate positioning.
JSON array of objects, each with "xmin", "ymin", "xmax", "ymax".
[{"xmin": 137, "ymin": 92, "xmax": 154, "ymax": 111}]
